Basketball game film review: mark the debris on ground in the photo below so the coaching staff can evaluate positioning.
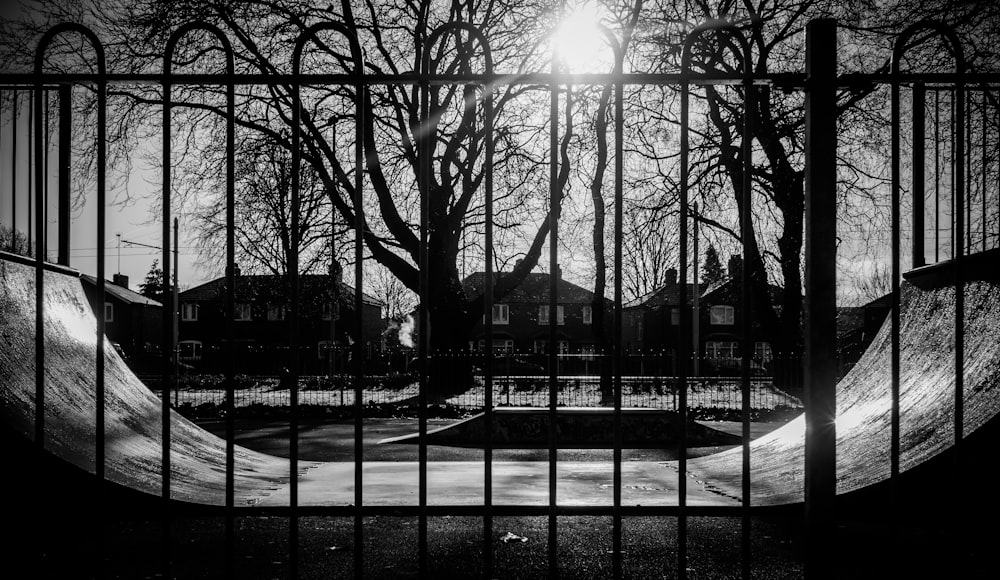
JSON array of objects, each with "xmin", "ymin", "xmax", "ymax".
[{"xmin": 500, "ymin": 532, "xmax": 529, "ymax": 543}]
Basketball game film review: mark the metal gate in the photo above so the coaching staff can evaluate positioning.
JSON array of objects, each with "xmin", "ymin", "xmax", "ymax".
[{"xmin": 1, "ymin": 13, "xmax": 998, "ymax": 580}]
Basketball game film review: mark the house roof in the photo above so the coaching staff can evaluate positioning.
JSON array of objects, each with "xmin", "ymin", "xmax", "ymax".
[
  {"xmin": 462, "ymin": 272, "xmax": 596, "ymax": 303},
  {"xmin": 699, "ymin": 276, "xmax": 784, "ymax": 303},
  {"xmin": 178, "ymin": 274, "xmax": 384, "ymax": 307},
  {"xmin": 623, "ymin": 282, "xmax": 698, "ymax": 309},
  {"xmin": 81, "ymin": 275, "xmax": 162, "ymax": 307},
  {"xmin": 624, "ymin": 275, "xmax": 785, "ymax": 310}
]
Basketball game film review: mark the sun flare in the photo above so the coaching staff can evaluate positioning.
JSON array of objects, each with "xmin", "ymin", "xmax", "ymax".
[{"xmin": 551, "ymin": 3, "xmax": 612, "ymax": 73}]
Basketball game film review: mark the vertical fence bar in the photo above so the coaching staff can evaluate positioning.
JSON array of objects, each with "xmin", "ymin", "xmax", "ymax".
[
  {"xmin": 161, "ymin": 35, "xmax": 176, "ymax": 579},
  {"xmin": 692, "ymin": 204, "xmax": 699, "ymax": 377},
  {"xmin": 219, "ymin": 30, "xmax": 236, "ymax": 580},
  {"xmin": 678, "ymin": 32, "xmax": 692, "ymax": 580},
  {"xmin": 39, "ymin": 88, "xmax": 48, "ymax": 257},
  {"xmin": 913, "ymin": 83, "xmax": 926, "ymax": 268},
  {"xmin": 935, "ymin": 90, "xmax": 940, "ymax": 262},
  {"xmin": 803, "ymin": 18, "xmax": 837, "ymax": 580},
  {"xmin": 965, "ymin": 92, "xmax": 971, "ymax": 252},
  {"xmin": 352, "ymin": 90, "xmax": 365, "ymax": 580},
  {"xmin": 952, "ymin": 42, "xmax": 966, "ymax": 569},
  {"xmin": 92, "ymin": 38, "xmax": 108, "ymax": 580},
  {"xmin": 289, "ymin": 33, "xmax": 307, "ymax": 580},
  {"xmin": 353, "ymin": 45, "xmax": 365, "ymax": 580},
  {"xmin": 32, "ymin": 40, "xmax": 47, "ymax": 455},
  {"xmin": 418, "ymin": 25, "xmax": 431, "ymax": 577},
  {"xmin": 981, "ymin": 90, "xmax": 987, "ymax": 251},
  {"xmin": 739, "ymin": 38, "xmax": 755, "ymax": 580},
  {"xmin": 610, "ymin": 28, "xmax": 625, "ymax": 580},
  {"xmin": 951, "ymin": 94, "xmax": 956, "ymax": 258},
  {"xmin": 478, "ymin": 28, "xmax": 496, "ymax": 579},
  {"xmin": 58, "ymin": 84, "xmax": 70, "ymax": 266},
  {"xmin": 12, "ymin": 91, "xmax": 17, "ymax": 252},
  {"xmin": 547, "ymin": 56, "xmax": 560, "ymax": 580},
  {"xmin": 26, "ymin": 94, "xmax": 31, "ymax": 257}
]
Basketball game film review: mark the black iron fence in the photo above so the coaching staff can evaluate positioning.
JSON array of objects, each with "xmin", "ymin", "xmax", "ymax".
[
  {"xmin": 2, "ymin": 13, "xmax": 995, "ymax": 580},
  {"xmin": 145, "ymin": 372, "xmax": 802, "ymax": 413}
]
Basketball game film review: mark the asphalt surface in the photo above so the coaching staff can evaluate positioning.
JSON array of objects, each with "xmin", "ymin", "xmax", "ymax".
[{"xmin": 193, "ymin": 417, "xmax": 785, "ymax": 462}]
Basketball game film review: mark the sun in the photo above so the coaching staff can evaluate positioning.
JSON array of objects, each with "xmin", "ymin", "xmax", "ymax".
[{"xmin": 551, "ymin": 3, "xmax": 613, "ymax": 73}]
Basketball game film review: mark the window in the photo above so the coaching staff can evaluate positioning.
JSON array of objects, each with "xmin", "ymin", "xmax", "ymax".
[
  {"xmin": 670, "ymin": 307, "xmax": 680, "ymax": 326},
  {"xmin": 178, "ymin": 340, "xmax": 202, "ymax": 361},
  {"xmin": 558, "ymin": 340, "xmax": 569, "ymax": 354},
  {"xmin": 533, "ymin": 339, "xmax": 547, "ymax": 354},
  {"xmin": 267, "ymin": 303, "xmax": 286, "ymax": 321},
  {"xmin": 492, "ymin": 304, "xmax": 509, "ymax": 325},
  {"xmin": 705, "ymin": 340, "xmax": 739, "ymax": 360},
  {"xmin": 478, "ymin": 339, "xmax": 514, "ymax": 352},
  {"xmin": 754, "ymin": 341, "xmax": 773, "ymax": 362},
  {"xmin": 710, "ymin": 305, "xmax": 735, "ymax": 325},
  {"xmin": 234, "ymin": 303, "xmax": 251, "ymax": 321},
  {"xmin": 538, "ymin": 304, "xmax": 564, "ymax": 325},
  {"xmin": 582, "ymin": 305, "xmax": 592, "ymax": 325},
  {"xmin": 104, "ymin": 302, "xmax": 114, "ymax": 323},
  {"xmin": 181, "ymin": 303, "xmax": 198, "ymax": 321},
  {"xmin": 321, "ymin": 301, "xmax": 336, "ymax": 321},
  {"xmin": 317, "ymin": 340, "xmax": 335, "ymax": 360}
]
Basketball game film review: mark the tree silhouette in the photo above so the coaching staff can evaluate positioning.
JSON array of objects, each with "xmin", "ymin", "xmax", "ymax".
[{"xmin": 702, "ymin": 244, "xmax": 724, "ymax": 288}]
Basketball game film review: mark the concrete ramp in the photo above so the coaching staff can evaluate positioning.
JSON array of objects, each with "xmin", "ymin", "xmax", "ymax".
[
  {"xmin": 3, "ymin": 249, "xmax": 1000, "ymax": 508},
  {"xmin": 686, "ymin": 259, "xmax": 1000, "ymax": 505},
  {"xmin": 0, "ymin": 254, "xmax": 313, "ymax": 506}
]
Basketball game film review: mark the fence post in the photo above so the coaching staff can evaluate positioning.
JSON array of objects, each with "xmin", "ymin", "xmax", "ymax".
[
  {"xmin": 804, "ymin": 17, "xmax": 838, "ymax": 580},
  {"xmin": 912, "ymin": 83, "xmax": 926, "ymax": 268},
  {"xmin": 58, "ymin": 83, "xmax": 71, "ymax": 266}
]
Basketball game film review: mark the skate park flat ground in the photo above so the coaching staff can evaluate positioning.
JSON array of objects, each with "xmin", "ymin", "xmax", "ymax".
[
  {"xmin": 193, "ymin": 416, "xmax": 786, "ymax": 462},
  {"xmin": 193, "ymin": 417, "xmax": 784, "ymax": 507}
]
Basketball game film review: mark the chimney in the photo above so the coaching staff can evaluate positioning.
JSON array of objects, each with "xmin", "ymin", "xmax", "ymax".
[
  {"xmin": 233, "ymin": 264, "xmax": 241, "ymax": 277},
  {"xmin": 728, "ymin": 255, "xmax": 743, "ymax": 279},
  {"xmin": 112, "ymin": 273, "xmax": 129, "ymax": 289},
  {"xmin": 666, "ymin": 268, "xmax": 677, "ymax": 286},
  {"xmin": 515, "ymin": 257, "xmax": 524, "ymax": 270}
]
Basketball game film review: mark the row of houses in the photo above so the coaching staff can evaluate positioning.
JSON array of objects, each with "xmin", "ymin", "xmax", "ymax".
[
  {"xmin": 461, "ymin": 256, "xmax": 785, "ymax": 375},
  {"xmin": 81, "ymin": 268, "xmax": 385, "ymax": 375},
  {"xmin": 83, "ymin": 256, "xmax": 889, "ymax": 376}
]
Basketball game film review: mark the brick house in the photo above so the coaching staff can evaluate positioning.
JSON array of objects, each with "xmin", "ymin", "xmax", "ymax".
[
  {"xmin": 461, "ymin": 267, "xmax": 610, "ymax": 359},
  {"xmin": 81, "ymin": 273, "xmax": 162, "ymax": 369},
  {"xmin": 623, "ymin": 256, "xmax": 785, "ymax": 376},
  {"xmin": 176, "ymin": 270, "xmax": 385, "ymax": 374}
]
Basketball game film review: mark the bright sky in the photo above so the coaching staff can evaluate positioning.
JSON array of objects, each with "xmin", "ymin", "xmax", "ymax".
[{"xmin": 0, "ymin": 94, "xmax": 208, "ymax": 292}]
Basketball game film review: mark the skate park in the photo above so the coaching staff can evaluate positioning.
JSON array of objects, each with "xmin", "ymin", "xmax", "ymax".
[{"xmin": 3, "ymin": 8, "xmax": 1000, "ymax": 580}]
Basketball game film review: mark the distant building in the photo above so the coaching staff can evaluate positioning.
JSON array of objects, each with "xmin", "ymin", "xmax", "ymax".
[
  {"xmin": 461, "ymin": 266, "xmax": 610, "ymax": 358},
  {"xmin": 623, "ymin": 256, "xmax": 785, "ymax": 375},
  {"xmin": 81, "ymin": 273, "xmax": 162, "ymax": 368},
  {"xmin": 176, "ymin": 269, "xmax": 385, "ymax": 374}
]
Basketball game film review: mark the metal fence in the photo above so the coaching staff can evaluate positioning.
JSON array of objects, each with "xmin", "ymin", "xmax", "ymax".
[
  {"xmin": 148, "ymin": 374, "xmax": 802, "ymax": 413},
  {"xmin": 2, "ymin": 14, "xmax": 995, "ymax": 580}
]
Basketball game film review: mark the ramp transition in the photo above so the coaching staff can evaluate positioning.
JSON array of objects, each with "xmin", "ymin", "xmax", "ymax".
[{"xmin": 2, "ymin": 250, "xmax": 999, "ymax": 507}]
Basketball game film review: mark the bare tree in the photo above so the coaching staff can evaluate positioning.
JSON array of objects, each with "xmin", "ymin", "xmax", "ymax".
[
  {"xmin": 190, "ymin": 135, "xmax": 339, "ymax": 276},
  {"xmin": 631, "ymin": 0, "xmax": 1000, "ymax": 373}
]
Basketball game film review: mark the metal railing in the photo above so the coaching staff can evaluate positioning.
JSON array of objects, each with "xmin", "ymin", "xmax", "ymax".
[{"xmin": 2, "ymin": 14, "xmax": 996, "ymax": 580}]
